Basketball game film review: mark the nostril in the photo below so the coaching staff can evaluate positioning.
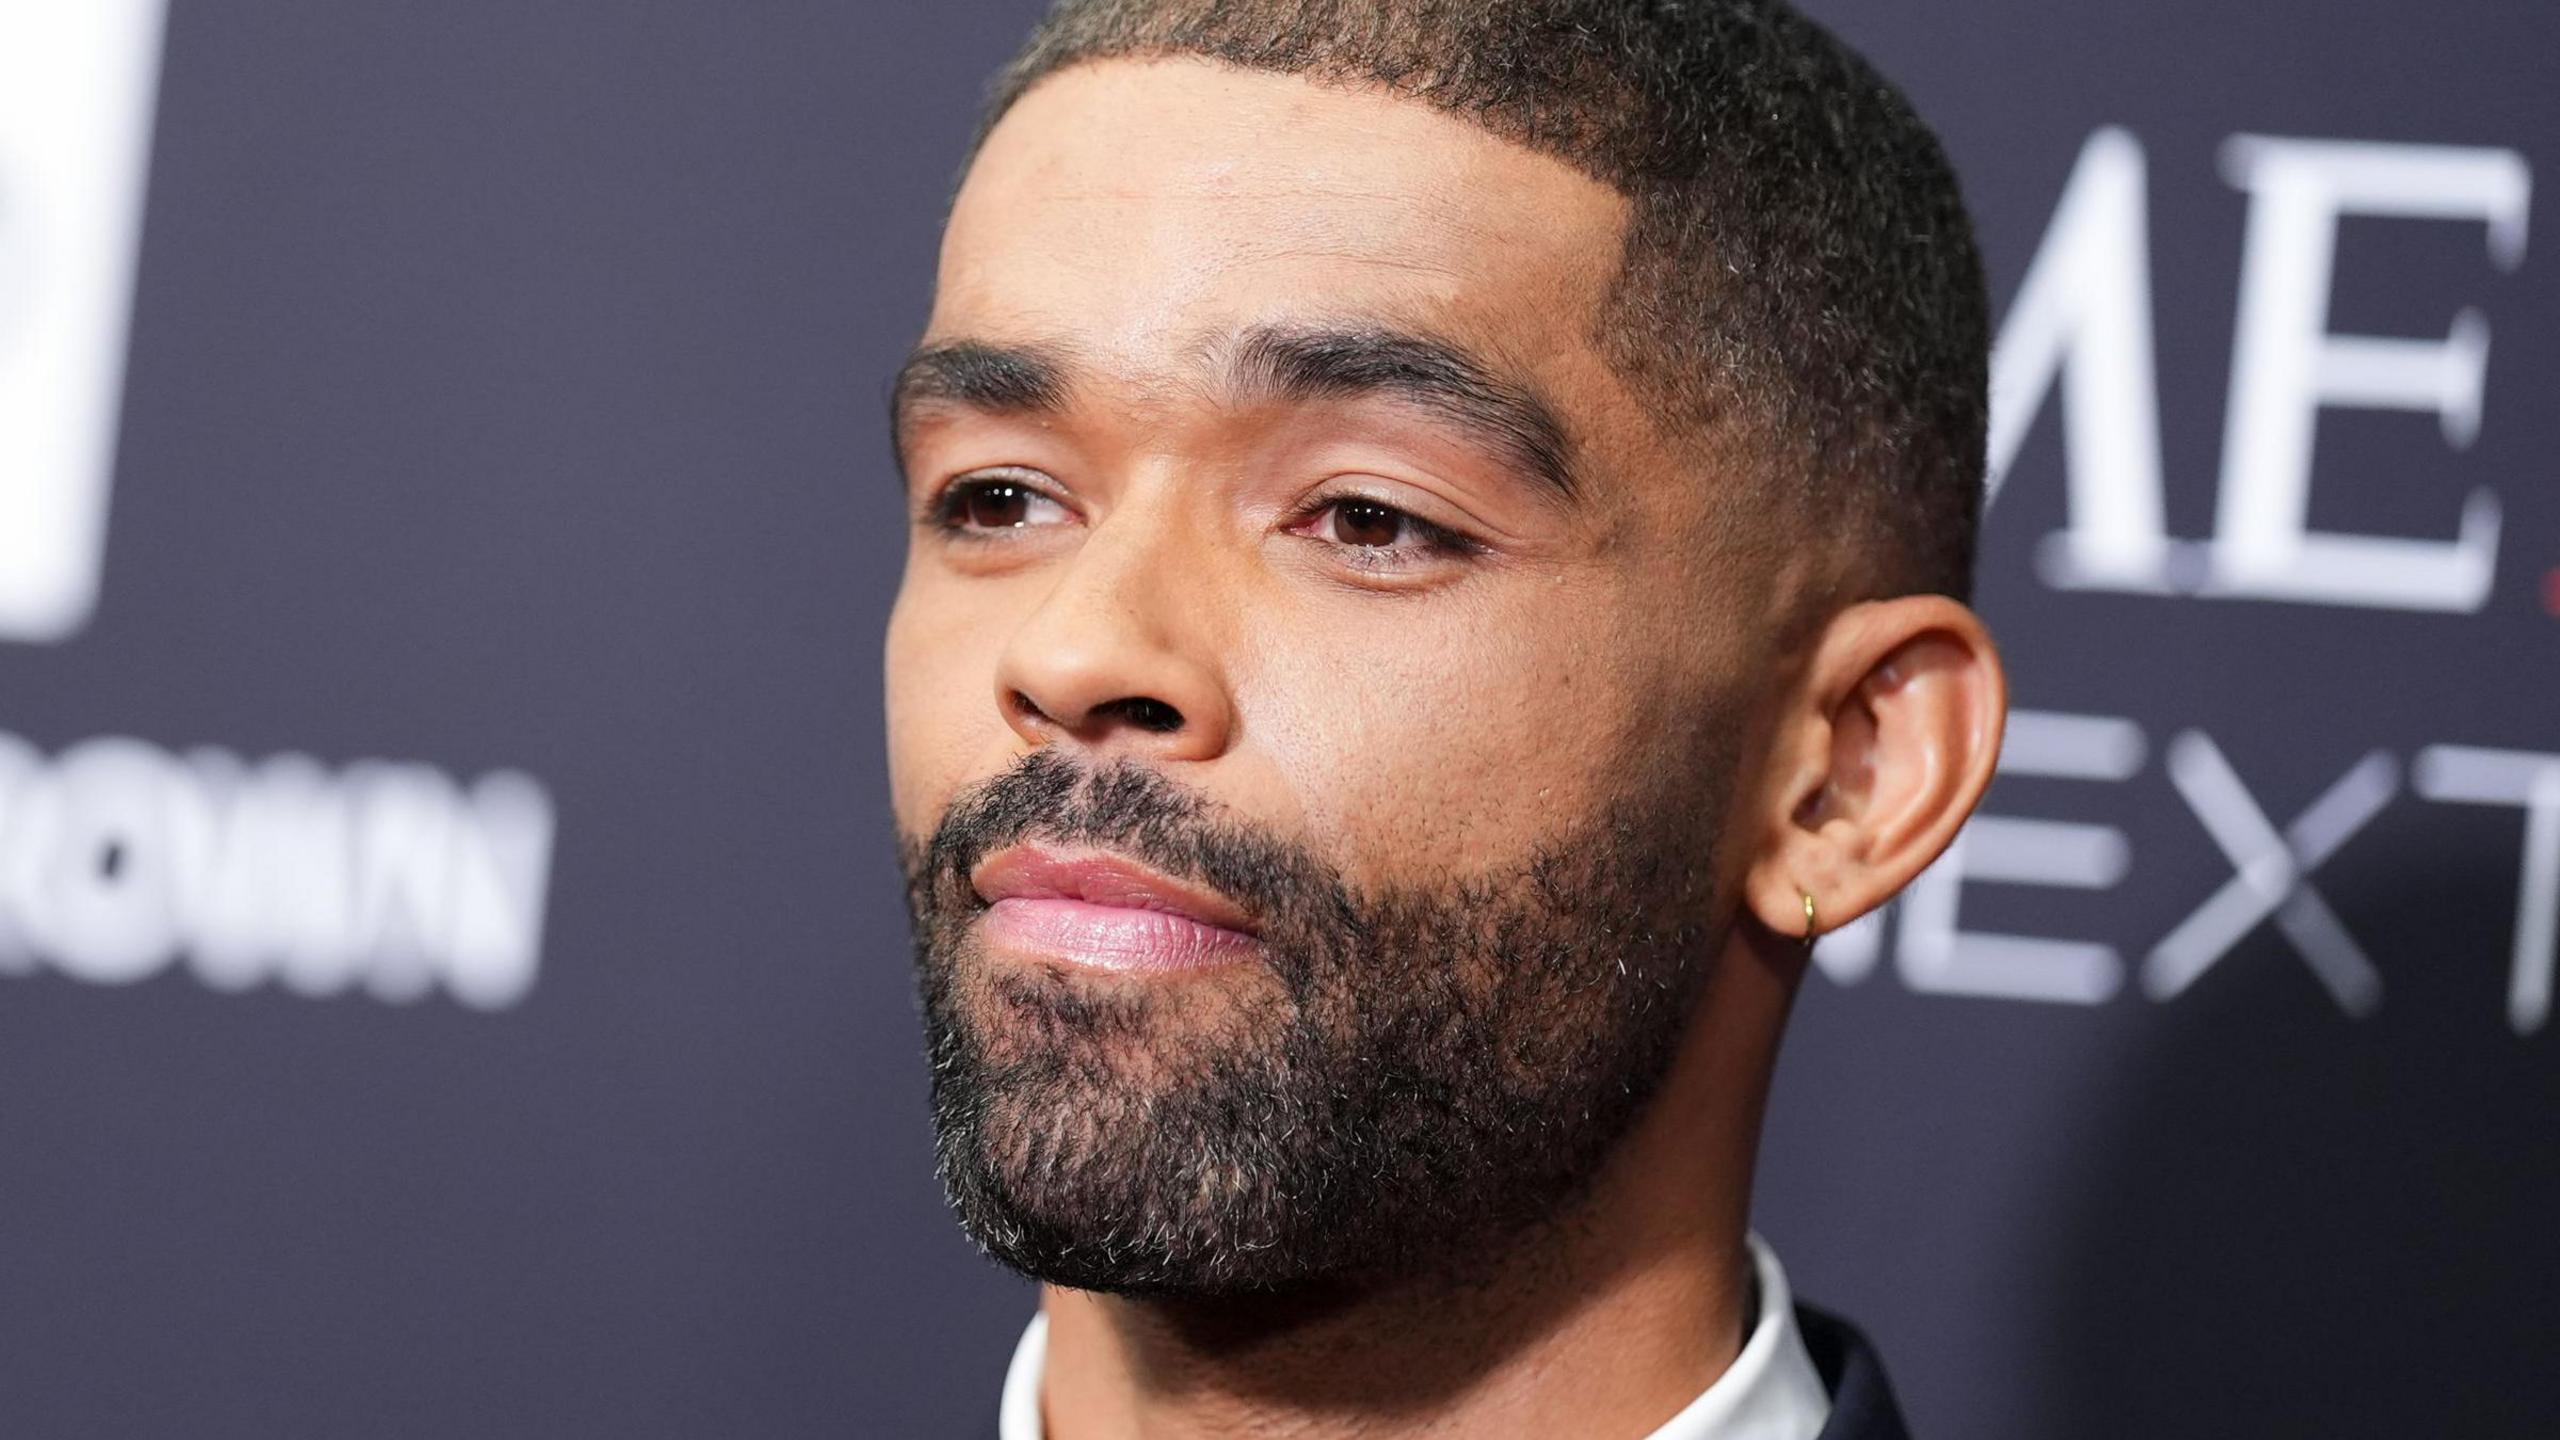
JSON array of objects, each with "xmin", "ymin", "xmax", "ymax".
[
  {"xmin": 1006, "ymin": 689, "xmax": 1058, "ymax": 730},
  {"xmin": 1102, "ymin": 696, "xmax": 1183, "ymax": 733},
  {"xmin": 1010, "ymin": 690, "xmax": 1185, "ymax": 736}
]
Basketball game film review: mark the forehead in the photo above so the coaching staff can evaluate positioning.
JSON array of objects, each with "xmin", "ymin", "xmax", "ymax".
[{"xmin": 933, "ymin": 59, "xmax": 1630, "ymax": 382}]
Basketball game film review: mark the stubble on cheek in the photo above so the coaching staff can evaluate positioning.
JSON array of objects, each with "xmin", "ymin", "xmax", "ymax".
[{"xmin": 901, "ymin": 714, "xmax": 1740, "ymax": 1297}]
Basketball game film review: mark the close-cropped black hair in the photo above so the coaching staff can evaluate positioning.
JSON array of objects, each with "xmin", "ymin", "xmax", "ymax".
[{"xmin": 971, "ymin": 0, "xmax": 1989, "ymax": 602}]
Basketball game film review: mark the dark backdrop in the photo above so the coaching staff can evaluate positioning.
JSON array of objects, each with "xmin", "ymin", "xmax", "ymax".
[{"xmin": 0, "ymin": 2, "xmax": 2550, "ymax": 1436}]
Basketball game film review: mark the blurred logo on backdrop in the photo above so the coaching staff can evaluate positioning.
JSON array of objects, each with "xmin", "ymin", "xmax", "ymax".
[
  {"xmin": 1820, "ymin": 127, "xmax": 2554, "ymax": 1036},
  {"xmin": 0, "ymin": 739, "xmax": 554, "ymax": 1010},
  {"xmin": 0, "ymin": 1, "xmax": 557, "ymax": 1010},
  {"xmin": 0, "ymin": 0, "xmax": 160, "ymax": 643}
]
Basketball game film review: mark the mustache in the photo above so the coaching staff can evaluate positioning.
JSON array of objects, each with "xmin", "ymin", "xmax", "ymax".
[{"xmin": 905, "ymin": 749, "xmax": 1352, "ymax": 935}]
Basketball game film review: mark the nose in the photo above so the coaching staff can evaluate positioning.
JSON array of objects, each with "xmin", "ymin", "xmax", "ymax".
[{"xmin": 992, "ymin": 508, "xmax": 1235, "ymax": 765}]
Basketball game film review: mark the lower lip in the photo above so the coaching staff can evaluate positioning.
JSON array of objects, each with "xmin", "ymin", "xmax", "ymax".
[{"xmin": 978, "ymin": 897, "xmax": 1259, "ymax": 974}]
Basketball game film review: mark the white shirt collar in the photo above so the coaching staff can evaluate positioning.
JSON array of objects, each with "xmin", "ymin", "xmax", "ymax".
[{"xmin": 998, "ymin": 1233, "xmax": 1831, "ymax": 1440}]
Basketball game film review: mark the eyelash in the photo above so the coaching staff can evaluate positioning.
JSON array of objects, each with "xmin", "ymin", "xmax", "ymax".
[
  {"xmin": 1284, "ymin": 491, "xmax": 1482, "ymax": 565},
  {"xmin": 925, "ymin": 473, "xmax": 1483, "ymax": 567}
]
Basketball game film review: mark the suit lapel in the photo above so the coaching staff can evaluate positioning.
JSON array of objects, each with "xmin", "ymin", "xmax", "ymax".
[{"xmin": 1796, "ymin": 1304, "xmax": 1914, "ymax": 1440}]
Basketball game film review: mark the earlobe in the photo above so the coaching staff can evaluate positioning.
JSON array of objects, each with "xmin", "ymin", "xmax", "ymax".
[{"xmin": 1742, "ymin": 596, "xmax": 2007, "ymax": 942}]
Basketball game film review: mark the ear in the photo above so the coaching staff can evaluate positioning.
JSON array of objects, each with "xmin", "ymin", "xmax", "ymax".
[{"xmin": 1740, "ymin": 595, "xmax": 2007, "ymax": 943}]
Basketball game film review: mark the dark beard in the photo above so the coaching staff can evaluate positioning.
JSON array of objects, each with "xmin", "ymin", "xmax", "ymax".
[{"xmin": 901, "ymin": 747, "xmax": 1726, "ymax": 1299}]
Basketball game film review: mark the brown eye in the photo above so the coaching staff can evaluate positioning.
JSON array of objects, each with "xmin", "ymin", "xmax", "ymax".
[
  {"xmin": 935, "ymin": 477, "xmax": 1069, "ymax": 534},
  {"xmin": 1294, "ymin": 494, "xmax": 1478, "ymax": 563},
  {"xmin": 1331, "ymin": 500, "xmax": 1405, "ymax": 546},
  {"xmin": 962, "ymin": 482, "xmax": 1034, "ymax": 528}
]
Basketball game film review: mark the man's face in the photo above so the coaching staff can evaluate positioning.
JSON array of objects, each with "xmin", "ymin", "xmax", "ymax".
[{"xmin": 887, "ymin": 60, "xmax": 1790, "ymax": 1295}]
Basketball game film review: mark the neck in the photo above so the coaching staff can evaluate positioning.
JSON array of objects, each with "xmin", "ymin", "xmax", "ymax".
[{"xmin": 1037, "ymin": 930, "xmax": 1799, "ymax": 1440}]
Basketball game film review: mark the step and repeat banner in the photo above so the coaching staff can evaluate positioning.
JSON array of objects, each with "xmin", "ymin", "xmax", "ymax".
[{"xmin": 0, "ymin": 2, "xmax": 2549, "ymax": 1436}]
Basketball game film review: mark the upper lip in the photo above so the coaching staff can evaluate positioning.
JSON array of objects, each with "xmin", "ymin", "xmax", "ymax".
[{"xmin": 970, "ymin": 842, "xmax": 1258, "ymax": 935}]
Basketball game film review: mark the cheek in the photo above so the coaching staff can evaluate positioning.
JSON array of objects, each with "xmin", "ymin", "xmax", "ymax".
[
  {"xmin": 1242, "ymin": 579, "xmax": 1653, "ymax": 883},
  {"xmin": 883, "ymin": 575, "xmax": 1006, "ymax": 840}
]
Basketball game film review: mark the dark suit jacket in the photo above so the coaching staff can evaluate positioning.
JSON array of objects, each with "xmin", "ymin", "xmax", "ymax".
[
  {"xmin": 1798, "ymin": 1304, "xmax": 1913, "ymax": 1440},
  {"xmin": 985, "ymin": 1303, "xmax": 1912, "ymax": 1438}
]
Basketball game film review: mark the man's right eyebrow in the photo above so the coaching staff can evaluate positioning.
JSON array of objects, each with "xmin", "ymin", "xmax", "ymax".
[{"xmin": 890, "ymin": 341, "xmax": 1071, "ymax": 429}]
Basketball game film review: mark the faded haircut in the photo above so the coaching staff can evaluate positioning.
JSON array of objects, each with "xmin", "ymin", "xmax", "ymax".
[{"xmin": 968, "ymin": 0, "xmax": 1990, "ymax": 602}]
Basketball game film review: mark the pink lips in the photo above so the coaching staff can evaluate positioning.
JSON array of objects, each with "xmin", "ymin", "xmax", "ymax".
[{"xmin": 970, "ymin": 843, "xmax": 1259, "ymax": 974}]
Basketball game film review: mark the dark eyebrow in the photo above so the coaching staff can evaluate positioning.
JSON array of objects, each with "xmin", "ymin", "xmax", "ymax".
[
  {"xmin": 1229, "ymin": 323, "xmax": 1579, "ymax": 503},
  {"xmin": 891, "ymin": 340, "xmax": 1070, "ymax": 441},
  {"xmin": 889, "ymin": 327, "xmax": 1579, "ymax": 504}
]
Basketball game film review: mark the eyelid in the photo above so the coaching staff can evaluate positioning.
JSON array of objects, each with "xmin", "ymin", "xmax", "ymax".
[
  {"xmin": 938, "ymin": 462, "xmax": 1062, "ymax": 497},
  {"xmin": 1291, "ymin": 481, "xmax": 1488, "ymax": 553},
  {"xmin": 1284, "ymin": 494, "xmax": 1488, "ymax": 570}
]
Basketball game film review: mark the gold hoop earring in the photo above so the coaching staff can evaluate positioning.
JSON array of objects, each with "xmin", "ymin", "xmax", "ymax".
[{"xmin": 1801, "ymin": 890, "xmax": 1819, "ymax": 952}]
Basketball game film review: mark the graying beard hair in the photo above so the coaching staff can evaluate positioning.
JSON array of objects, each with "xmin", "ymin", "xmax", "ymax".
[{"xmin": 903, "ymin": 749, "xmax": 1726, "ymax": 1297}]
